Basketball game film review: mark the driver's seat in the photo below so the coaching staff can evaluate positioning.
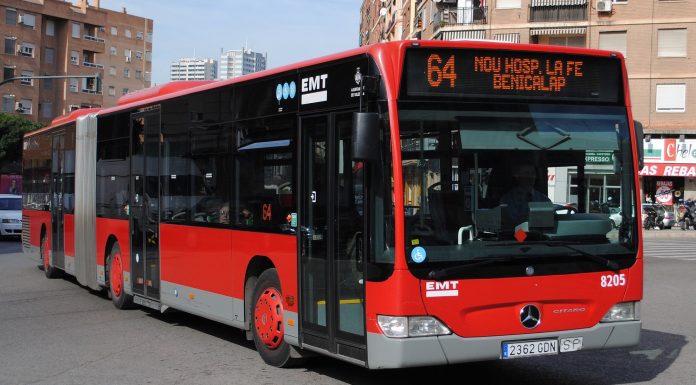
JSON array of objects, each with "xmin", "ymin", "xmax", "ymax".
[{"xmin": 429, "ymin": 186, "xmax": 471, "ymax": 244}]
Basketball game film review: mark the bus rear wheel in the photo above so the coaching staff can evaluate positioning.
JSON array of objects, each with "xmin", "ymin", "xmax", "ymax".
[
  {"xmin": 251, "ymin": 268, "xmax": 303, "ymax": 367},
  {"xmin": 41, "ymin": 231, "xmax": 61, "ymax": 279},
  {"xmin": 106, "ymin": 243, "xmax": 133, "ymax": 309}
]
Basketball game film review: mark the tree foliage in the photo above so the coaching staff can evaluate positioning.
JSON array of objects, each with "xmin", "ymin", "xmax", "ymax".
[{"xmin": 0, "ymin": 113, "xmax": 43, "ymax": 172}]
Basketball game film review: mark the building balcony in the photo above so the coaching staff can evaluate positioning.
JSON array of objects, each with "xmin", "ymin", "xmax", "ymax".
[
  {"xmin": 433, "ymin": 6, "xmax": 488, "ymax": 41},
  {"xmin": 81, "ymin": 88, "xmax": 102, "ymax": 95},
  {"xmin": 529, "ymin": 0, "xmax": 588, "ymax": 23},
  {"xmin": 84, "ymin": 34, "xmax": 105, "ymax": 43},
  {"xmin": 434, "ymin": 6, "xmax": 488, "ymax": 28},
  {"xmin": 83, "ymin": 61, "xmax": 104, "ymax": 69}
]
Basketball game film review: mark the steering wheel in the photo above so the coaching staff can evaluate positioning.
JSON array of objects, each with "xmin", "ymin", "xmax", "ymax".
[
  {"xmin": 427, "ymin": 181, "xmax": 442, "ymax": 193},
  {"xmin": 411, "ymin": 223, "xmax": 434, "ymax": 237}
]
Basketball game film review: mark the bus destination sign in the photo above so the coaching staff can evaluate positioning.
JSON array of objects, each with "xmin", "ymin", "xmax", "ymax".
[{"xmin": 404, "ymin": 49, "xmax": 622, "ymax": 103}]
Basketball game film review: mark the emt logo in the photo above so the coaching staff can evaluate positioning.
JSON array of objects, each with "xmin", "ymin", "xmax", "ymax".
[
  {"xmin": 300, "ymin": 74, "xmax": 328, "ymax": 105},
  {"xmin": 425, "ymin": 280, "xmax": 460, "ymax": 298}
]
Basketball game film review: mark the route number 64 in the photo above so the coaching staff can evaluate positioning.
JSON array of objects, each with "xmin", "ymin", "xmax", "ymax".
[{"xmin": 601, "ymin": 273, "xmax": 626, "ymax": 288}]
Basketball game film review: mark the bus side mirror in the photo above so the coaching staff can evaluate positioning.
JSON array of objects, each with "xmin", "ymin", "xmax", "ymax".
[
  {"xmin": 634, "ymin": 120, "xmax": 644, "ymax": 170},
  {"xmin": 352, "ymin": 112, "xmax": 380, "ymax": 162}
]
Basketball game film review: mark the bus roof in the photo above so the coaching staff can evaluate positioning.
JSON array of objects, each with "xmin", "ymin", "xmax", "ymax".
[
  {"xmin": 116, "ymin": 80, "xmax": 217, "ymax": 106},
  {"xmin": 24, "ymin": 108, "xmax": 103, "ymax": 138},
  {"xmin": 50, "ymin": 108, "xmax": 103, "ymax": 126},
  {"xmin": 25, "ymin": 40, "xmax": 624, "ymax": 138}
]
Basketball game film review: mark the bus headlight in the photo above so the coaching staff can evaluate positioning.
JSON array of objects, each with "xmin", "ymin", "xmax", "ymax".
[
  {"xmin": 601, "ymin": 301, "xmax": 640, "ymax": 322},
  {"xmin": 377, "ymin": 315, "xmax": 451, "ymax": 338}
]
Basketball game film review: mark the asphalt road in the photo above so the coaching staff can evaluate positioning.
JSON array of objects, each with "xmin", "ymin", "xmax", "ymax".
[{"xmin": 1, "ymin": 237, "xmax": 695, "ymax": 385}]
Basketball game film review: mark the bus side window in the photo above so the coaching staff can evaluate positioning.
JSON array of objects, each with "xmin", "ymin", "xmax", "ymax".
[
  {"xmin": 160, "ymin": 122, "xmax": 190, "ymax": 222},
  {"xmin": 233, "ymin": 116, "xmax": 296, "ymax": 232},
  {"xmin": 190, "ymin": 124, "xmax": 232, "ymax": 224}
]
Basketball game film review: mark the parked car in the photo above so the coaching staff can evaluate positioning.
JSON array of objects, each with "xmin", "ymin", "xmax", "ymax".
[
  {"xmin": 554, "ymin": 202, "xmax": 577, "ymax": 215},
  {"xmin": 609, "ymin": 206, "xmax": 622, "ymax": 228},
  {"xmin": 642, "ymin": 203, "xmax": 675, "ymax": 229},
  {"xmin": 0, "ymin": 194, "xmax": 22, "ymax": 239}
]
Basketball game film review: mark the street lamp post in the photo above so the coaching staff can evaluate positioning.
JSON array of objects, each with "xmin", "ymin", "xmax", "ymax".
[{"xmin": 0, "ymin": 73, "xmax": 101, "ymax": 89}]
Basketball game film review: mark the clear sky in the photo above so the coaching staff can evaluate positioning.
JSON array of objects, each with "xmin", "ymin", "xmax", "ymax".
[{"xmin": 99, "ymin": 0, "xmax": 360, "ymax": 85}]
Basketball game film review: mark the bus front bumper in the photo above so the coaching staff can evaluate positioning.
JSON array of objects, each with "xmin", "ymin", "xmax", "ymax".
[{"xmin": 366, "ymin": 320, "xmax": 641, "ymax": 369}]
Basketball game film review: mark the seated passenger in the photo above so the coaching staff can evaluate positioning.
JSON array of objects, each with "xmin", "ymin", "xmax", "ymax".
[
  {"xmin": 240, "ymin": 207, "xmax": 254, "ymax": 225},
  {"xmin": 218, "ymin": 203, "xmax": 230, "ymax": 224},
  {"xmin": 499, "ymin": 163, "xmax": 551, "ymax": 225}
]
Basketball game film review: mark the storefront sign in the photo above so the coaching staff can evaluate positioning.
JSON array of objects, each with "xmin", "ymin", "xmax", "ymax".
[
  {"xmin": 585, "ymin": 151, "xmax": 612, "ymax": 164},
  {"xmin": 643, "ymin": 138, "xmax": 696, "ymax": 164},
  {"xmin": 639, "ymin": 163, "xmax": 696, "ymax": 177},
  {"xmin": 0, "ymin": 174, "xmax": 21, "ymax": 194},
  {"xmin": 655, "ymin": 180, "xmax": 673, "ymax": 205}
]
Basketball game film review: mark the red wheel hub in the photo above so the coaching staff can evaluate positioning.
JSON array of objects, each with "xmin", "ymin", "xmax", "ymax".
[
  {"xmin": 110, "ymin": 252, "xmax": 123, "ymax": 297},
  {"xmin": 42, "ymin": 236, "xmax": 49, "ymax": 270},
  {"xmin": 254, "ymin": 287, "xmax": 284, "ymax": 350}
]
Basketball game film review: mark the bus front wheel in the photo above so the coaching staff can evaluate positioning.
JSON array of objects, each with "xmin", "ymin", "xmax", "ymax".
[{"xmin": 251, "ymin": 268, "xmax": 303, "ymax": 367}]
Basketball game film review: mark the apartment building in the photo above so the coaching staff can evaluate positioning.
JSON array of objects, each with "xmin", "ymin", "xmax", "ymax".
[
  {"xmin": 1, "ymin": 0, "xmax": 153, "ymax": 124},
  {"xmin": 219, "ymin": 47, "xmax": 266, "ymax": 80},
  {"xmin": 360, "ymin": 0, "xmax": 696, "ymax": 204},
  {"xmin": 170, "ymin": 58, "xmax": 217, "ymax": 81}
]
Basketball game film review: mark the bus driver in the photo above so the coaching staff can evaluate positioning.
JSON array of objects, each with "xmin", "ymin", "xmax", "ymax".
[{"xmin": 499, "ymin": 162, "xmax": 551, "ymax": 225}]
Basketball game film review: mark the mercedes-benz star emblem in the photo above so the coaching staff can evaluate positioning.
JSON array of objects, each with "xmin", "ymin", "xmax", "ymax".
[{"xmin": 520, "ymin": 305, "xmax": 541, "ymax": 329}]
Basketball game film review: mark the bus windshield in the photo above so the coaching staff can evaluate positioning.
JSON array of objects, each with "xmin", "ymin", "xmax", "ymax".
[{"xmin": 398, "ymin": 103, "xmax": 638, "ymax": 279}]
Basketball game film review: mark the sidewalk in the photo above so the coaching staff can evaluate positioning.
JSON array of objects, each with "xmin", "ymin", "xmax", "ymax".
[{"xmin": 641, "ymin": 226, "xmax": 696, "ymax": 239}]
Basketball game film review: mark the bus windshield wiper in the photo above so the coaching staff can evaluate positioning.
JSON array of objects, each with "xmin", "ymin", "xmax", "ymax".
[
  {"xmin": 542, "ymin": 241, "xmax": 621, "ymax": 272},
  {"xmin": 489, "ymin": 240, "xmax": 621, "ymax": 272},
  {"xmin": 427, "ymin": 241, "xmax": 620, "ymax": 281},
  {"xmin": 427, "ymin": 255, "xmax": 519, "ymax": 281}
]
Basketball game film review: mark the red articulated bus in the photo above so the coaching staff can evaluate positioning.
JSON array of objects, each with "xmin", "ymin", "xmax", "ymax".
[{"xmin": 22, "ymin": 40, "xmax": 643, "ymax": 369}]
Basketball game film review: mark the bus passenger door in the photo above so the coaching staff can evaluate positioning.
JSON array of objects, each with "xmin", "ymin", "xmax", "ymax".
[
  {"xmin": 51, "ymin": 133, "xmax": 65, "ymax": 269},
  {"xmin": 299, "ymin": 113, "xmax": 366, "ymax": 363},
  {"xmin": 130, "ymin": 109, "xmax": 161, "ymax": 300}
]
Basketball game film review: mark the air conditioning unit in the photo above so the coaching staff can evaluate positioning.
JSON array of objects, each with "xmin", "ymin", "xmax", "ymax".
[
  {"xmin": 17, "ymin": 14, "xmax": 24, "ymax": 24},
  {"xmin": 597, "ymin": 0, "xmax": 612, "ymax": 12},
  {"xmin": 14, "ymin": 102, "xmax": 30, "ymax": 114},
  {"xmin": 125, "ymin": 56, "xmax": 131, "ymax": 63},
  {"xmin": 19, "ymin": 45, "xmax": 33, "ymax": 55},
  {"xmin": 69, "ymin": 104, "xmax": 80, "ymax": 111}
]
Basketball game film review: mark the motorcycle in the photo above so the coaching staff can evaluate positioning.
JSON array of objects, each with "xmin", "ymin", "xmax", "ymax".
[
  {"xmin": 642, "ymin": 205, "xmax": 659, "ymax": 230},
  {"xmin": 677, "ymin": 200, "xmax": 695, "ymax": 230}
]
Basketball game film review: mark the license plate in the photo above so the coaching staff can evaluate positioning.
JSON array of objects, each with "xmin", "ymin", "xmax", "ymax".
[
  {"xmin": 560, "ymin": 337, "xmax": 583, "ymax": 353},
  {"xmin": 502, "ymin": 339, "xmax": 558, "ymax": 359}
]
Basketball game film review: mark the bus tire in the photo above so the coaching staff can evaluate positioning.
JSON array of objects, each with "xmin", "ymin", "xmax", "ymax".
[
  {"xmin": 251, "ymin": 268, "xmax": 303, "ymax": 368},
  {"xmin": 106, "ymin": 243, "xmax": 133, "ymax": 309},
  {"xmin": 41, "ymin": 231, "xmax": 61, "ymax": 279}
]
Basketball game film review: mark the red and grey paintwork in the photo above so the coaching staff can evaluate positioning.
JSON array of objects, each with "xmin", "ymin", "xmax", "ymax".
[{"xmin": 22, "ymin": 40, "xmax": 643, "ymax": 369}]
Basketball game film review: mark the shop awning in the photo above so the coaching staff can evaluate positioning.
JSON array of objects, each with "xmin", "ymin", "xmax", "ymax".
[
  {"xmin": 441, "ymin": 29, "xmax": 486, "ymax": 41},
  {"xmin": 494, "ymin": 33, "xmax": 521, "ymax": 43},
  {"xmin": 530, "ymin": 0, "xmax": 588, "ymax": 6},
  {"xmin": 639, "ymin": 163, "xmax": 696, "ymax": 177},
  {"xmin": 530, "ymin": 27, "xmax": 587, "ymax": 35}
]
